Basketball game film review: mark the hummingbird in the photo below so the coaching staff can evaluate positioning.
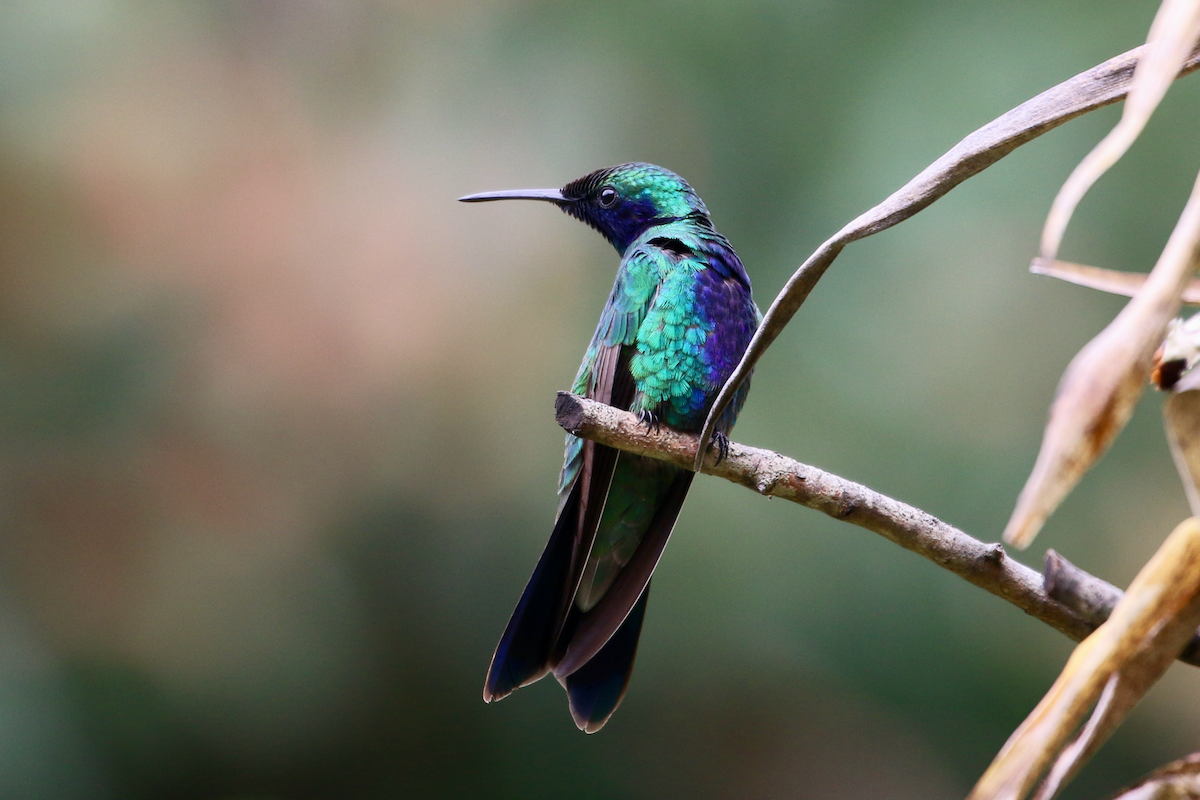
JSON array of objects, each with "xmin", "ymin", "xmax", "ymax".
[{"xmin": 460, "ymin": 163, "xmax": 760, "ymax": 732}]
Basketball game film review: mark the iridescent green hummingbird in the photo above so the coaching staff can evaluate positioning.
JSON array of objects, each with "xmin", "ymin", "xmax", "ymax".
[{"xmin": 461, "ymin": 163, "xmax": 760, "ymax": 732}]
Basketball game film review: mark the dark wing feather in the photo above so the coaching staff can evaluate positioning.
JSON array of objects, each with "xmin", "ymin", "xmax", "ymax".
[
  {"xmin": 564, "ymin": 344, "xmax": 633, "ymax": 609},
  {"xmin": 483, "ymin": 343, "xmax": 635, "ymax": 702},
  {"xmin": 553, "ymin": 469, "xmax": 693, "ymax": 678}
]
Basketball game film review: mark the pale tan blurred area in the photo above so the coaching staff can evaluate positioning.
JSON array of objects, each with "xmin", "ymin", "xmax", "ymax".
[
  {"xmin": 1, "ymin": 1, "xmax": 1199, "ymax": 798},
  {"xmin": 0, "ymin": 4, "xmax": 578, "ymax": 789}
]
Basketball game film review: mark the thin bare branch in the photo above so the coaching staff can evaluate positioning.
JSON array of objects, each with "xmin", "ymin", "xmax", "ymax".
[
  {"xmin": 696, "ymin": 43, "xmax": 1200, "ymax": 471},
  {"xmin": 556, "ymin": 392, "xmax": 1200, "ymax": 664},
  {"xmin": 1031, "ymin": 259, "xmax": 1200, "ymax": 305}
]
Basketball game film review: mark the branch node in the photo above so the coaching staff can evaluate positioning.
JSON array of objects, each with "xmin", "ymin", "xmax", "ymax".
[
  {"xmin": 982, "ymin": 543, "xmax": 1006, "ymax": 565},
  {"xmin": 1043, "ymin": 549, "xmax": 1123, "ymax": 627},
  {"xmin": 1042, "ymin": 548, "xmax": 1200, "ymax": 661},
  {"xmin": 1044, "ymin": 549, "xmax": 1067, "ymax": 598},
  {"xmin": 837, "ymin": 494, "xmax": 860, "ymax": 519}
]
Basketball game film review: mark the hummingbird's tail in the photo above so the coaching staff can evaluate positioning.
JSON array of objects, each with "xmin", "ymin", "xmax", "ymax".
[
  {"xmin": 561, "ymin": 584, "xmax": 650, "ymax": 733},
  {"xmin": 483, "ymin": 482, "xmax": 583, "ymax": 702}
]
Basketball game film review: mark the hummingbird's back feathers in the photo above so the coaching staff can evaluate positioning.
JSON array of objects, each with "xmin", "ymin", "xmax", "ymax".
[{"xmin": 464, "ymin": 163, "xmax": 760, "ymax": 731}]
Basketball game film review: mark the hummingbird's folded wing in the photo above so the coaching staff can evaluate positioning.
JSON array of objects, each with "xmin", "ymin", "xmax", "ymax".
[
  {"xmin": 551, "ymin": 470, "xmax": 692, "ymax": 681},
  {"xmin": 483, "ymin": 343, "xmax": 634, "ymax": 701}
]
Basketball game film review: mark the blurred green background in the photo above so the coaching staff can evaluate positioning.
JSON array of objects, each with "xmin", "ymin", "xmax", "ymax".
[{"xmin": 1, "ymin": 1, "xmax": 1199, "ymax": 798}]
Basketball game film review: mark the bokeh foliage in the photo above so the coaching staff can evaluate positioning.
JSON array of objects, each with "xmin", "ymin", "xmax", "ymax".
[{"xmin": 1, "ymin": 1, "xmax": 1199, "ymax": 797}]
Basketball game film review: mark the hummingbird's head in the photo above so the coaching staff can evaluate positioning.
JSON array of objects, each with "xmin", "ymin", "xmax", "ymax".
[
  {"xmin": 460, "ymin": 163, "xmax": 709, "ymax": 253},
  {"xmin": 559, "ymin": 163, "xmax": 709, "ymax": 252}
]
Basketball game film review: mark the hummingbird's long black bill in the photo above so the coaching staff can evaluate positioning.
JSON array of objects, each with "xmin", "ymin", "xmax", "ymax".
[{"xmin": 458, "ymin": 188, "xmax": 566, "ymax": 203}]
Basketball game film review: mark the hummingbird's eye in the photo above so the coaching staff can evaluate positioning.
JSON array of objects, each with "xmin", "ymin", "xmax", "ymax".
[{"xmin": 598, "ymin": 187, "xmax": 619, "ymax": 208}]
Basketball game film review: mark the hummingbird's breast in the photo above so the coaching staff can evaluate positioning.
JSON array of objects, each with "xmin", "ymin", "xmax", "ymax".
[{"xmin": 628, "ymin": 232, "xmax": 759, "ymax": 431}]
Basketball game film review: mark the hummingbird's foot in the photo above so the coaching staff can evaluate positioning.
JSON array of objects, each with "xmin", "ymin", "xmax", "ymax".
[
  {"xmin": 711, "ymin": 432, "xmax": 730, "ymax": 465},
  {"xmin": 637, "ymin": 409, "xmax": 661, "ymax": 434}
]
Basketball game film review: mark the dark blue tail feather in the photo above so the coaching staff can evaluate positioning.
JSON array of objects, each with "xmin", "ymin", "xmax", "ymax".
[
  {"xmin": 565, "ymin": 585, "xmax": 650, "ymax": 733},
  {"xmin": 484, "ymin": 483, "xmax": 581, "ymax": 701}
]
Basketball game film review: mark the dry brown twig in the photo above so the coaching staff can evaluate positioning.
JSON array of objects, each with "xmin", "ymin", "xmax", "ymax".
[
  {"xmin": 969, "ymin": 7, "xmax": 1200, "ymax": 795},
  {"xmin": 1030, "ymin": 260, "xmax": 1200, "ymax": 306},
  {"xmin": 1006, "ymin": 0, "xmax": 1200, "ymax": 548},
  {"xmin": 1005, "ymin": 155, "xmax": 1200, "ymax": 549},
  {"xmin": 695, "ymin": 42, "xmax": 1200, "ymax": 472}
]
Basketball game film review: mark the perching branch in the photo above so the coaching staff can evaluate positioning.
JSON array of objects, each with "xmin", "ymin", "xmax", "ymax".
[
  {"xmin": 1045, "ymin": 549, "xmax": 1200, "ymax": 671},
  {"xmin": 1042, "ymin": 550, "xmax": 1125, "ymax": 628},
  {"xmin": 556, "ymin": 392, "xmax": 1200, "ymax": 667},
  {"xmin": 695, "ymin": 43, "xmax": 1200, "ymax": 469}
]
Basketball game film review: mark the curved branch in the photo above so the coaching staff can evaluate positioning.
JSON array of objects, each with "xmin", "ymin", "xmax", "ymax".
[
  {"xmin": 695, "ymin": 43, "xmax": 1200, "ymax": 470},
  {"xmin": 557, "ymin": 392, "xmax": 1200, "ymax": 667}
]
